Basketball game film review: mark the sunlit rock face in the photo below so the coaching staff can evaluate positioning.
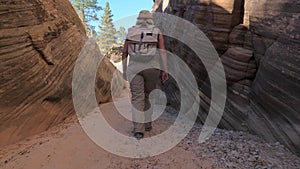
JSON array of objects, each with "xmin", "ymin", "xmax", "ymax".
[
  {"xmin": 155, "ymin": 0, "xmax": 245, "ymax": 54},
  {"xmin": 153, "ymin": 0, "xmax": 300, "ymax": 155},
  {"xmin": 0, "ymin": 0, "xmax": 123, "ymax": 147}
]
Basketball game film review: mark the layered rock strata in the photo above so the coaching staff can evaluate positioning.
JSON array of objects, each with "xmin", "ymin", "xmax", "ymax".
[
  {"xmin": 153, "ymin": 0, "xmax": 300, "ymax": 155},
  {"xmin": 0, "ymin": 0, "xmax": 122, "ymax": 147}
]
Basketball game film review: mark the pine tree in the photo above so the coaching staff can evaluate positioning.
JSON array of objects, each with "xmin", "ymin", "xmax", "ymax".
[
  {"xmin": 97, "ymin": 2, "xmax": 117, "ymax": 54},
  {"xmin": 116, "ymin": 26, "xmax": 127, "ymax": 43},
  {"xmin": 70, "ymin": 0, "xmax": 101, "ymax": 37}
]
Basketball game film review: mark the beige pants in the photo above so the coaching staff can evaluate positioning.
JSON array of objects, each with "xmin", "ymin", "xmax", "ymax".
[{"xmin": 129, "ymin": 69, "xmax": 160, "ymax": 132}]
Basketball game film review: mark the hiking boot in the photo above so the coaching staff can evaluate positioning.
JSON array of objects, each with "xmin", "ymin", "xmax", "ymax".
[
  {"xmin": 145, "ymin": 122, "xmax": 152, "ymax": 131},
  {"xmin": 134, "ymin": 132, "xmax": 144, "ymax": 140}
]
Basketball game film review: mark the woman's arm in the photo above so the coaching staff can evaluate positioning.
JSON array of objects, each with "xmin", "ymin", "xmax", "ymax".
[
  {"xmin": 122, "ymin": 41, "xmax": 128, "ymax": 80},
  {"xmin": 158, "ymin": 33, "xmax": 169, "ymax": 83}
]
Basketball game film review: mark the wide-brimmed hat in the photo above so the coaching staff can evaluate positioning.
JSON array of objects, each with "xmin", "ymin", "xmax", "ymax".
[{"xmin": 137, "ymin": 10, "xmax": 153, "ymax": 19}]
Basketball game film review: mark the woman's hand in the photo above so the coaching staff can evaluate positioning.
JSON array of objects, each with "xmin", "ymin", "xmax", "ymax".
[{"xmin": 162, "ymin": 71, "xmax": 169, "ymax": 84}]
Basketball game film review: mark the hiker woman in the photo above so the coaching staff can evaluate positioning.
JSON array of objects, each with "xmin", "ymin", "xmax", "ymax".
[{"xmin": 122, "ymin": 10, "xmax": 168, "ymax": 139}]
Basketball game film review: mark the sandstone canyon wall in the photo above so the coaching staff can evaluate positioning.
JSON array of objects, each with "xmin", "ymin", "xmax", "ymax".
[
  {"xmin": 153, "ymin": 0, "xmax": 300, "ymax": 155},
  {"xmin": 0, "ymin": 0, "xmax": 121, "ymax": 147}
]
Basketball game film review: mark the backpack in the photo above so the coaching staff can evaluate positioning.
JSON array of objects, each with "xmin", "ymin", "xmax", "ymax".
[{"xmin": 126, "ymin": 25, "xmax": 160, "ymax": 61}]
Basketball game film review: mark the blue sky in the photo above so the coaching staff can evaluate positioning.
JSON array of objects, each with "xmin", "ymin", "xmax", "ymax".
[
  {"xmin": 93, "ymin": 0, "xmax": 154, "ymax": 32},
  {"xmin": 99, "ymin": 0, "xmax": 153, "ymax": 21}
]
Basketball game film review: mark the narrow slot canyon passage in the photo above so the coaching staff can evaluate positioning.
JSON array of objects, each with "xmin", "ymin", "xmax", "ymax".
[{"xmin": 0, "ymin": 0, "xmax": 299, "ymax": 168}]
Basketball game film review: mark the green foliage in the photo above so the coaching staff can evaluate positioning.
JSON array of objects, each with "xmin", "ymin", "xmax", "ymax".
[
  {"xmin": 106, "ymin": 45, "xmax": 124, "ymax": 63},
  {"xmin": 116, "ymin": 26, "xmax": 127, "ymax": 43},
  {"xmin": 97, "ymin": 2, "xmax": 117, "ymax": 54},
  {"xmin": 70, "ymin": 0, "xmax": 101, "ymax": 37}
]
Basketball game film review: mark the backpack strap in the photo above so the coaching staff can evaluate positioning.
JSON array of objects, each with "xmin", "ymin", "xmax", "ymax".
[{"xmin": 138, "ymin": 32, "xmax": 144, "ymax": 52}]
